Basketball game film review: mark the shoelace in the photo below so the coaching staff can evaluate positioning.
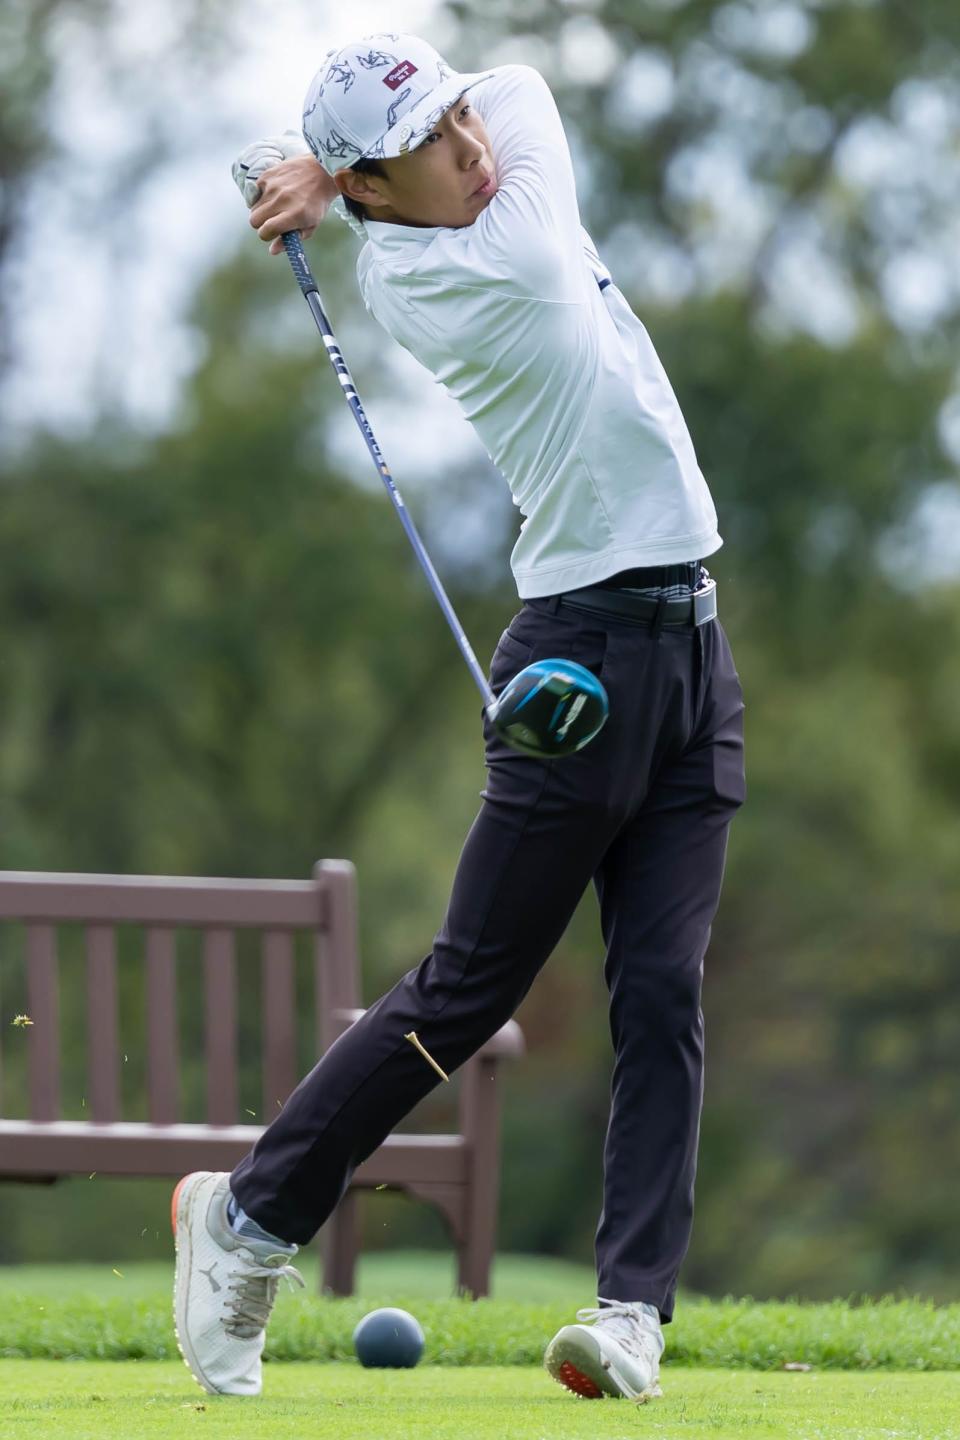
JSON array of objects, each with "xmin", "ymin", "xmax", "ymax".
[
  {"xmin": 223, "ymin": 1253, "xmax": 305, "ymax": 1339},
  {"xmin": 575, "ymin": 1298, "xmax": 664, "ymax": 1361}
]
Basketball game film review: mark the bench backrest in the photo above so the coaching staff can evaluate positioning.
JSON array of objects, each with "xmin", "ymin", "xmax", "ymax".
[{"xmin": 0, "ymin": 861, "xmax": 358, "ymax": 1128}]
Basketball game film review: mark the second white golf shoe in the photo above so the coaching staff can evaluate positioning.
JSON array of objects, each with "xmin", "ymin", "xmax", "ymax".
[
  {"xmin": 544, "ymin": 1297, "xmax": 665, "ymax": 1402},
  {"xmin": 172, "ymin": 1170, "xmax": 304, "ymax": 1396}
]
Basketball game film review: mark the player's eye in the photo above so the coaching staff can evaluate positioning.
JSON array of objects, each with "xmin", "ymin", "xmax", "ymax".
[{"xmin": 424, "ymin": 103, "xmax": 471, "ymax": 146}]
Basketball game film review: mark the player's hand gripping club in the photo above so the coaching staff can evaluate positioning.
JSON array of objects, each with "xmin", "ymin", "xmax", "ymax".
[
  {"xmin": 232, "ymin": 141, "xmax": 609, "ymax": 759},
  {"xmin": 233, "ymin": 132, "xmax": 338, "ymax": 254}
]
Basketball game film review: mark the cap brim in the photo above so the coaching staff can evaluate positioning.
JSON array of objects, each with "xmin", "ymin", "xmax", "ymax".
[{"xmin": 372, "ymin": 70, "xmax": 496, "ymax": 162}]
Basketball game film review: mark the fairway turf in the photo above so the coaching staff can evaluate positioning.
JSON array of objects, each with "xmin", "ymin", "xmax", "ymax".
[
  {"xmin": 0, "ymin": 1250, "xmax": 593, "ymax": 1303},
  {"xmin": 2, "ymin": 1360, "xmax": 959, "ymax": 1440},
  {"xmin": 1, "ymin": 1254, "xmax": 959, "ymax": 1369},
  {"xmin": 1, "ymin": 1267, "xmax": 960, "ymax": 1365},
  {"xmin": 2, "ymin": 1255, "xmax": 958, "ymax": 1437}
]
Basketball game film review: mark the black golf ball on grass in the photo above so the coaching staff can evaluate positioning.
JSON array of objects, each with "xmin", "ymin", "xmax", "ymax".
[{"xmin": 353, "ymin": 1307, "xmax": 425, "ymax": 1368}]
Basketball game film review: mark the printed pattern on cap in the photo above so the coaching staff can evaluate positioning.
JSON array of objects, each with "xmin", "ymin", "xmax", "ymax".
[{"xmin": 302, "ymin": 31, "xmax": 494, "ymax": 174}]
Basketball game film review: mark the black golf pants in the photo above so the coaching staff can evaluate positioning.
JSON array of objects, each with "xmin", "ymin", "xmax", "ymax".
[{"xmin": 230, "ymin": 590, "xmax": 745, "ymax": 1324}]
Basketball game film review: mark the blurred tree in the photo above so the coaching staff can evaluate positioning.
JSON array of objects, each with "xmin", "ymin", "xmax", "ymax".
[
  {"xmin": 445, "ymin": 1, "xmax": 960, "ymax": 331},
  {"xmin": 0, "ymin": 0, "xmax": 77, "ymax": 373},
  {"xmin": 435, "ymin": 0, "xmax": 960, "ymax": 1301},
  {"xmin": 0, "ymin": 0, "xmax": 240, "ymax": 450},
  {"xmin": 0, "ymin": 0, "xmax": 959, "ymax": 1307}
]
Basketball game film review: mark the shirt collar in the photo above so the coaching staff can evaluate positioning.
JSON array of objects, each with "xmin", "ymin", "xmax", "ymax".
[{"xmin": 363, "ymin": 218, "xmax": 447, "ymax": 253}]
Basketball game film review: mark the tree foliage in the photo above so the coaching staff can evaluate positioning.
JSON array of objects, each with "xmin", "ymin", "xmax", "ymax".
[{"xmin": 0, "ymin": 1, "xmax": 958, "ymax": 1302}]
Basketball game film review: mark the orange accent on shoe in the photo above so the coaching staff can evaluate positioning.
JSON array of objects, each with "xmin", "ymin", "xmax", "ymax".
[
  {"xmin": 171, "ymin": 1175, "xmax": 189, "ymax": 1236},
  {"xmin": 557, "ymin": 1360, "xmax": 603, "ymax": 1399}
]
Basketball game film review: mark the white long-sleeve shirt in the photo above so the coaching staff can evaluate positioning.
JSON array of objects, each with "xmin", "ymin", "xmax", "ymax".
[{"xmin": 349, "ymin": 64, "xmax": 721, "ymax": 598}]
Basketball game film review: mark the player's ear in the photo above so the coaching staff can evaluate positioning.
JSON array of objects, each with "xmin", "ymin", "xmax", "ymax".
[{"xmin": 335, "ymin": 167, "xmax": 387, "ymax": 209}]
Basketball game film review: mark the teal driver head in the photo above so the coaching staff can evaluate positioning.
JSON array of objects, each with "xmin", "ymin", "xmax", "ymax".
[{"xmin": 487, "ymin": 659, "xmax": 609, "ymax": 758}]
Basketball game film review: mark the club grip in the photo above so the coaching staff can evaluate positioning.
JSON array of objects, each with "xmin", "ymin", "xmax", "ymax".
[{"xmin": 282, "ymin": 231, "xmax": 318, "ymax": 296}]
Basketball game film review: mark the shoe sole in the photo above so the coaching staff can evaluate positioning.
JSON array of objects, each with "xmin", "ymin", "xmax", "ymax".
[
  {"xmin": 544, "ymin": 1327, "xmax": 663, "ymax": 1403},
  {"xmin": 171, "ymin": 1171, "xmax": 221, "ymax": 1397}
]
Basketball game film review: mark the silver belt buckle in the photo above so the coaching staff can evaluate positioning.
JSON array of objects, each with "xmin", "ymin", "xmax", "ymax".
[{"xmin": 692, "ymin": 579, "xmax": 717, "ymax": 626}]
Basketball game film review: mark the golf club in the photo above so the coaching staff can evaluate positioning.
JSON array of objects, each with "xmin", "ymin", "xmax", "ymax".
[{"xmin": 280, "ymin": 229, "xmax": 608, "ymax": 759}]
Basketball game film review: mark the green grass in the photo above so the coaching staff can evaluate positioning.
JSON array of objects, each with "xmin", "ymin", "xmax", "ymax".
[
  {"xmin": 0, "ymin": 1252, "xmax": 959, "ymax": 1371},
  {"xmin": 1, "ymin": 1255, "xmax": 958, "ymax": 1438},
  {"xmin": 2, "ymin": 1360, "xmax": 959, "ymax": 1440},
  {"xmin": 0, "ymin": 1249, "xmax": 593, "ymax": 1303}
]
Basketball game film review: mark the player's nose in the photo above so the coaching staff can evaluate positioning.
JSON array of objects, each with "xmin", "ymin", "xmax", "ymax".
[{"xmin": 458, "ymin": 133, "xmax": 486, "ymax": 167}]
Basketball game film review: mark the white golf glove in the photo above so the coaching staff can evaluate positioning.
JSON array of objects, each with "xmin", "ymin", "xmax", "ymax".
[{"xmin": 232, "ymin": 130, "xmax": 312, "ymax": 207}]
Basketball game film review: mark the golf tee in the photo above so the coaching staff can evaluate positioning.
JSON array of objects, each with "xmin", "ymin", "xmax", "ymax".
[{"xmin": 404, "ymin": 1030, "xmax": 449, "ymax": 1082}]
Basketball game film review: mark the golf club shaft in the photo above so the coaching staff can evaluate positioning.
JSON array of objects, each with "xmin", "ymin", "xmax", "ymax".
[{"xmin": 282, "ymin": 230, "xmax": 496, "ymax": 709}]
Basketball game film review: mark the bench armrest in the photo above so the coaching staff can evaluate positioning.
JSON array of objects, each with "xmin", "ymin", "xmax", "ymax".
[{"xmin": 476, "ymin": 1019, "xmax": 524, "ymax": 1061}]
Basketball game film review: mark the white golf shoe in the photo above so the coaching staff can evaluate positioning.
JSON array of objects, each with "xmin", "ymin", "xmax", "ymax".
[
  {"xmin": 171, "ymin": 1170, "xmax": 304, "ymax": 1396},
  {"xmin": 544, "ymin": 1297, "xmax": 665, "ymax": 1402}
]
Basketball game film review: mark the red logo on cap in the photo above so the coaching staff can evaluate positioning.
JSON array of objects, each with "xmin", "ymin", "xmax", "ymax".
[{"xmin": 384, "ymin": 60, "xmax": 418, "ymax": 89}]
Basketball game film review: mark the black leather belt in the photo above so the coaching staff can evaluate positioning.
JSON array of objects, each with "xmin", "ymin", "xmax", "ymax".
[{"xmin": 559, "ymin": 578, "xmax": 718, "ymax": 628}]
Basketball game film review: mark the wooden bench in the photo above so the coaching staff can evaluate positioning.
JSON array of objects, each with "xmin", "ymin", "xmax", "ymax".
[{"xmin": 0, "ymin": 861, "xmax": 523, "ymax": 1296}]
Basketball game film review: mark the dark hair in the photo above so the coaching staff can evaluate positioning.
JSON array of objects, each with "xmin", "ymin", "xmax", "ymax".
[{"xmin": 343, "ymin": 155, "xmax": 387, "ymax": 223}]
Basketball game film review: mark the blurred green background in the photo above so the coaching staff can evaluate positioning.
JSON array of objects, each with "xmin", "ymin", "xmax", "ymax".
[{"xmin": 1, "ymin": 0, "xmax": 958, "ymax": 1307}]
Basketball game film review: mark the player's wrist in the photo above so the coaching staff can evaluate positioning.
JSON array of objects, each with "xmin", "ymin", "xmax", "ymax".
[
  {"xmin": 242, "ymin": 153, "xmax": 340, "ymax": 254},
  {"xmin": 233, "ymin": 132, "xmax": 338, "ymax": 236}
]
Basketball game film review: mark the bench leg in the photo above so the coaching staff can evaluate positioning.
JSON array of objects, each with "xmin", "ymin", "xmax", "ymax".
[
  {"xmin": 455, "ymin": 1163, "xmax": 496, "ymax": 1298},
  {"xmin": 456, "ymin": 1225, "xmax": 493, "ymax": 1298},
  {"xmin": 320, "ymin": 1189, "xmax": 359, "ymax": 1295},
  {"xmin": 456, "ymin": 1052, "xmax": 500, "ymax": 1298}
]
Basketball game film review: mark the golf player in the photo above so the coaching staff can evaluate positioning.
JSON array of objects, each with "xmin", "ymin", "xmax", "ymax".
[{"xmin": 172, "ymin": 32, "xmax": 745, "ymax": 1403}]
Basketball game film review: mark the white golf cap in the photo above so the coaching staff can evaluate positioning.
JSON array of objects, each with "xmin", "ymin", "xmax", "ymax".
[{"xmin": 302, "ymin": 33, "xmax": 494, "ymax": 175}]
